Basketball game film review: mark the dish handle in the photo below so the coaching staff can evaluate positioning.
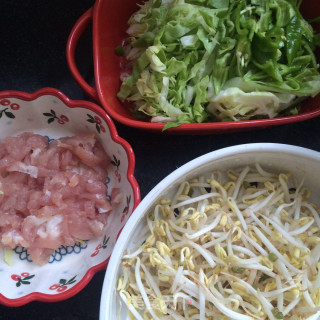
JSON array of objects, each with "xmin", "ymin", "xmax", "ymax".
[{"xmin": 66, "ymin": 8, "xmax": 98, "ymax": 101}]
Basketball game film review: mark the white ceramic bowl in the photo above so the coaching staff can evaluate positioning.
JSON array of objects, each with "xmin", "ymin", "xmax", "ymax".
[
  {"xmin": 100, "ymin": 143, "xmax": 320, "ymax": 319},
  {"xmin": 0, "ymin": 88, "xmax": 140, "ymax": 306}
]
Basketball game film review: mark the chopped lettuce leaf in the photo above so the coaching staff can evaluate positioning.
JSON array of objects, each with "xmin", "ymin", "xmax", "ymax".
[
  {"xmin": 117, "ymin": 0, "xmax": 320, "ymax": 127},
  {"xmin": 207, "ymin": 86, "xmax": 296, "ymax": 120}
]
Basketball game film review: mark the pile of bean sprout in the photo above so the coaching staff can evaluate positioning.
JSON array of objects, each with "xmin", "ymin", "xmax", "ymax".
[{"xmin": 117, "ymin": 164, "xmax": 320, "ymax": 320}]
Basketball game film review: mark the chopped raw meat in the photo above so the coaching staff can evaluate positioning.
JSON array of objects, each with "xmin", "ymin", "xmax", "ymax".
[{"xmin": 0, "ymin": 132, "xmax": 113, "ymax": 265}]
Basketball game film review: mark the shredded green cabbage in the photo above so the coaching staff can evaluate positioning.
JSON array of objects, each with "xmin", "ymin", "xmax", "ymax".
[
  {"xmin": 117, "ymin": 0, "xmax": 320, "ymax": 129},
  {"xmin": 117, "ymin": 164, "xmax": 320, "ymax": 319}
]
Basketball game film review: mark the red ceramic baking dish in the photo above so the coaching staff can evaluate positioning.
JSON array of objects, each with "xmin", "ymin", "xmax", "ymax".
[{"xmin": 67, "ymin": 0, "xmax": 320, "ymax": 134}]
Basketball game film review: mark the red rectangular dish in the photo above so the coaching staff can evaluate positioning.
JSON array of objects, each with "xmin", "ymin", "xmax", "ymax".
[{"xmin": 67, "ymin": 0, "xmax": 320, "ymax": 134}]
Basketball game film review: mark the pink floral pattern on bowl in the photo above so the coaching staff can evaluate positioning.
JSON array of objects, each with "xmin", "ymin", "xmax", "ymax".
[{"xmin": 0, "ymin": 88, "xmax": 140, "ymax": 306}]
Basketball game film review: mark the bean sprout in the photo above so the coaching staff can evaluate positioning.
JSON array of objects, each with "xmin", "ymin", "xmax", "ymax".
[{"xmin": 117, "ymin": 165, "xmax": 320, "ymax": 319}]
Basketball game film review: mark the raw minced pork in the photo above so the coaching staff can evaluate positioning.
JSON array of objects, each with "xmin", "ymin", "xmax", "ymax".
[{"xmin": 0, "ymin": 132, "xmax": 117, "ymax": 265}]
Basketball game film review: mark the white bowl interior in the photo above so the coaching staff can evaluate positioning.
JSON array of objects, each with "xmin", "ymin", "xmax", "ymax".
[
  {"xmin": 0, "ymin": 94, "xmax": 136, "ymax": 301},
  {"xmin": 100, "ymin": 143, "xmax": 320, "ymax": 319}
]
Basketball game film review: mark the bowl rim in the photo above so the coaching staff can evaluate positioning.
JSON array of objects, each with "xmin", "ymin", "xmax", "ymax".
[
  {"xmin": 92, "ymin": 0, "xmax": 320, "ymax": 134},
  {"xmin": 99, "ymin": 142, "xmax": 320, "ymax": 319},
  {"xmin": 0, "ymin": 87, "xmax": 141, "ymax": 306}
]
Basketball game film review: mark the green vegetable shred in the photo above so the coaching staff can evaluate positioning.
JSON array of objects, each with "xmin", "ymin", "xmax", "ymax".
[
  {"xmin": 117, "ymin": 0, "xmax": 320, "ymax": 129},
  {"xmin": 115, "ymin": 45, "xmax": 126, "ymax": 56}
]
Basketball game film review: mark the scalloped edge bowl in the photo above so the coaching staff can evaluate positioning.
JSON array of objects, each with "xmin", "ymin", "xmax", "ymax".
[{"xmin": 0, "ymin": 88, "xmax": 140, "ymax": 306}]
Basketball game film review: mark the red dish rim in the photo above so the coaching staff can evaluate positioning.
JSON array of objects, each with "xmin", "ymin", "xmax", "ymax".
[{"xmin": 0, "ymin": 87, "xmax": 141, "ymax": 306}]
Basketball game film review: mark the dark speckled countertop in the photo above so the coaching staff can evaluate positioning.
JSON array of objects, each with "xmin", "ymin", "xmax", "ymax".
[{"xmin": 1, "ymin": 1, "xmax": 320, "ymax": 319}]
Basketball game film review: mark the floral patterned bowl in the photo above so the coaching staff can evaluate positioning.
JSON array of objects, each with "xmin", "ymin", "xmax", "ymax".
[{"xmin": 0, "ymin": 88, "xmax": 140, "ymax": 306}]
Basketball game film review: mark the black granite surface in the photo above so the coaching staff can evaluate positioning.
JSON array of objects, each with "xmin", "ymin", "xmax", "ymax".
[{"xmin": 1, "ymin": 1, "xmax": 320, "ymax": 319}]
